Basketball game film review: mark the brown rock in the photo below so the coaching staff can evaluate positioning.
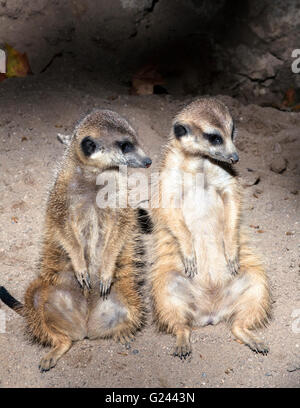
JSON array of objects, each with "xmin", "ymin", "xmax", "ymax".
[{"xmin": 270, "ymin": 157, "xmax": 287, "ymax": 174}]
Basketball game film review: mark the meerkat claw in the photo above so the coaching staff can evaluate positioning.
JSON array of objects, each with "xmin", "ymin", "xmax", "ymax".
[
  {"xmin": 75, "ymin": 270, "xmax": 91, "ymax": 290},
  {"xmin": 228, "ymin": 259, "xmax": 240, "ymax": 275},
  {"xmin": 99, "ymin": 278, "xmax": 112, "ymax": 298},
  {"xmin": 173, "ymin": 346, "xmax": 191, "ymax": 360},
  {"xmin": 226, "ymin": 255, "xmax": 239, "ymax": 275},
  {"xmin": 183, "ymin": 255, "xmax": 197, "ymax": 278},
  {"xmin": 248, "ymin": 342, "xmax": 269, "ymax": 355},
  {"xmin": 83, "ymin": 274, "xmax": 91, "ymax": 290},
  {"xmin": 75, "ymin": 271, "xmax": 90, "ymax": 289}
]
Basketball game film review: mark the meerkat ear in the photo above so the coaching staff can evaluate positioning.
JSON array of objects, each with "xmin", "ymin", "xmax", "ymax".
[
  {"xmin": 57, "ymin": 133, "xmax": 72, "ymax": 147},
  {"xmin": 81, "ymin": 136, "xmax": 97, "ymax": 156},
  {"xmin": 173, "ymin": 123, "xmax": 189, "ymax": 139}
]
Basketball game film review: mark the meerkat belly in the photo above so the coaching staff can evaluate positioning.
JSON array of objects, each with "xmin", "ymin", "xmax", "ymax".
[
  {"xmin": 182, "ymin": 184, "xmax": 235, "ymax": 325},
  {"xmin": 183, "ymin": 184, "xmax": 227, "ymax": 280},
  {"xmin": 77, "ymin": 204, "xmax": 104, "ymax": 281}
]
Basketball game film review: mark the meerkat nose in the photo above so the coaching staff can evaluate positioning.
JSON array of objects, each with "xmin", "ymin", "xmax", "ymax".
[
  {"xmin": 143, "ymin": 157, "xmax": 152, "ymax": 168},
  {"xmin": 229, "ymin": 152, "xmax": 239, "ymax": 164}
]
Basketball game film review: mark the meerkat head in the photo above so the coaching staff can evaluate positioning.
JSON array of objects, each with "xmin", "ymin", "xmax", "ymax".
[
  {"xmin": 73, "ymin": 109, "xmax": 152, "ymax": 170},
  {"xmin": 172, "ymin": 98, "xmax": 239, "ymax": 164}
]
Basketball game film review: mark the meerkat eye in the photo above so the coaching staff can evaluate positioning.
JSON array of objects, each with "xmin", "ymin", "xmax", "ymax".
[
  {"xmin": 203, "ymin": 133, "xmax": 223, "ymax": 146},
  {"xmin": 174, "ymin": 123, "xmax": 188, "ymax": 139},
  {"xmin": 81, "ymin": 136, "xmax": 97, "ymax": 156},
  {"xmin": 117, "ymin": 141, "xmax": 134, "ymax": 154}
]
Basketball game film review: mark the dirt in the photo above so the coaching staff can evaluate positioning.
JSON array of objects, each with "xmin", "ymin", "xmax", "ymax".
[{"xmin": 0, "ymin": 68, "xmax": 299, "ymax": 388}]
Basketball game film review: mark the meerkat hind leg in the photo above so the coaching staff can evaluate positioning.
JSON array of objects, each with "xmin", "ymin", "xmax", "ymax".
[
  {"xmin": 88, "ymin": 294, "xmax": 130, "ymax": 339},
  {"xmin": 153, "ymin": 270, "xmax": 194, "ymax": 359},
  {"xmin": 87, "ymin": 275, "xmax": 142, "ymax": 345},
  {"xmin": 39, "ymin": 337, "xmax": 72, "ymax": 372},
  {"xmin": 35, "ymin": 277, "xmax": 88, "ymax": 372},
  {"xmin": 231, "ymin": 324, "xmax": 269, "ymax": 355},
  {"xmin": 87, "ymin": 296, "xmax": 137, "ymax": 346},
  {"xmin": 226, "ymin": 273, "xmax": 270, "ymax": 355},
  {"xmin": 173, "ymin": 325, "xmax": 192, "ymax": 359}
]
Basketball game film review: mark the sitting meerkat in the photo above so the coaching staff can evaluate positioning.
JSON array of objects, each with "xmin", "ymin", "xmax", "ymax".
[
  {"xmin": 0, "ymin": 109, "xmax": 152, "ymax": 371},
  {"xmin": 149, "ymin": 98, "xmax": 271, "ymax": 359}
]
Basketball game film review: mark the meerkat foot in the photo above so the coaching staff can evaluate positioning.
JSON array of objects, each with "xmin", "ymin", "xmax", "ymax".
[
  {"xmin": 39, "ymin": 354, "xmax": 58, "ymax": 372},
  {"xmin": 99, "ymin": 277, "xmax": 112, "ymax": 298},
  {"xmin": 173, "ymin": 342, "xmax": 191, "ymax": 360},
  {"xmin": 39, "ymin": 341, "xmax": 72, "ymax": 372},
  {"xmin": 172, "ymin": 327, "xmax": 192, "ymax": 360},
  {"xmin": 183, "ymin": 254, "xmax": 197, "ymax": 278},
  {"xmin": 232, "ymin": 325, "xmax": 269, "ymax": 355},
  {"xmin": 114, "ymin": 332, "xmax": 135, "ymax": 345},
  {"xmin": 246, "ymin": 340, "xmax": 269, "ymax": 355},
  {"xmin": 75, "ymin": 269, "xmax": 91, "ymax": 290}
]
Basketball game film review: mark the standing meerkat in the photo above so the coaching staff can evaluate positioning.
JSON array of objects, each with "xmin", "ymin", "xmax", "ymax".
[
  {"xmin": 0, "ymin": 109, "xmax": 152, "ymax": 371},
  {"xmin": 149, "ymin": 98, "xmax": 271, "ymax": 359}
]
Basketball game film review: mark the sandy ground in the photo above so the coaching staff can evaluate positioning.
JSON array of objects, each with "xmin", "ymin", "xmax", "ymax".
[{"xmin": 0, "ymin": 67, "xmax": 299, "ymax": 388}]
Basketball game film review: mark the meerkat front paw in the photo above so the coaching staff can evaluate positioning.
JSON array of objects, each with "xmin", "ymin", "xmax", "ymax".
[
  {"xmin": 99, "ymin": 276, "xmax": 112, "ymax": 298},
  {"xmin": 224, "ymin": 245, "xmax": 239, "ymax": 275},
  {"xmin": 74, "ymin": 269, "xmax": 91, "ymax": 290},
  {"xmin": 183, "ymin": 251, "xmax": 197, "ymax": 278},
  {"xmin": 226, "ymin": 254, "xmax": 240, "ymax": 275}
]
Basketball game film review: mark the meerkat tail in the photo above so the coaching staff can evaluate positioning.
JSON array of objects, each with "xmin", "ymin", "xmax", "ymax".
[{"xmin": 0, "ymin": 286, "xmax": 25, "ymax": 316}]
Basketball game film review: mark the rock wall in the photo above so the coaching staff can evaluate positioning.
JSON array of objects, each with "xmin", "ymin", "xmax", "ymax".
[
  {"xmin": 213, "ymin": 0, "xmax": 300, "ymax": 104},
  {"xmin": 0, "ymin": 0, "xmax": 299, "ymax": 103}
]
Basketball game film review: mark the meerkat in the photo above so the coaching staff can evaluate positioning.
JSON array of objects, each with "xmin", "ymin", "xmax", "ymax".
[
  {"xmin": 149, "ymin": 98, "xmax": 271, "ymax": 359},
  {"xmin": 0, "ymin": 109, "xmax": 152, "ymax": 371}
]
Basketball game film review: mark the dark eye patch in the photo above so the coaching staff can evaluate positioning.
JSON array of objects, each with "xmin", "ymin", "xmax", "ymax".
[
  {"xmin": 203, "ymin": 133, "xmax": 223, "ymax": 145},
  {"xmin": 174, "ymin": 123, "xmax": 188, "ymax": 139},
  {"xmin": 81, "ymin": 136, "xmax": 97, "ymax": 156},
  {"xmin": 117, "ymin": 140, "xmax": 135, "ymax": 154}
]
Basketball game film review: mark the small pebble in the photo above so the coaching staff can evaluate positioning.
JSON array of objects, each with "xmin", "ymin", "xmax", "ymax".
[
  {"xmin": 270, "ymin": 157, "xmax": 287, "ymax": 174},
  {"xmin": 287, "ymin": 365, "xmax": 300, "ymax": 372},
  {"xmin": 273, "ymin": 143, "xmax": 282, "ymax": 153}
]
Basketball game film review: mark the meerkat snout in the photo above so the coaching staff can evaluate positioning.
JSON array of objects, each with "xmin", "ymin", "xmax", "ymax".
[
  {"xmin": 143, "ymin": 157, "xmax": 152, "ymax": 168},
  {"xmin": 116, "ymin": 140, "xmax": 152, "ymax": 168},
  {"xmin": 228, "ymin": 152, "xmax": 239, "ymax": 164}
]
